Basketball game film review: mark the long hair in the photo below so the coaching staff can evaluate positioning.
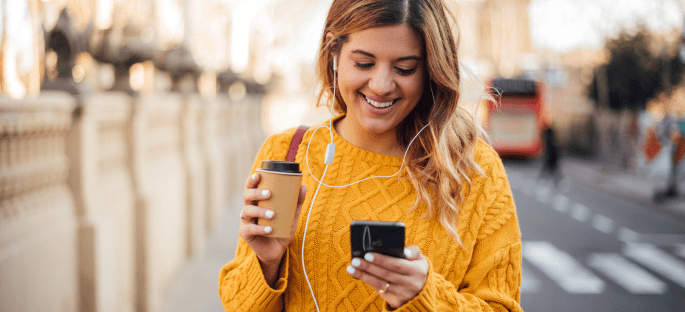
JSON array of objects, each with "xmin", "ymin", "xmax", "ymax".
[{"xmin": 316, "ymin": 0, "xmax": 485, "ymax": 244}]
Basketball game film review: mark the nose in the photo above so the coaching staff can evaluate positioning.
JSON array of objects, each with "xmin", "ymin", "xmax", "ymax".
[{"xmin": 368, "ymin": 67, "xmax": 395, "ymax": 96}]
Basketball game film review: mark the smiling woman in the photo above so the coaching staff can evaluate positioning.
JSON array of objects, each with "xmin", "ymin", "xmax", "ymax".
[{"xmin": 219, "ymin": 1, "xmax": 522, "ymax": 311}]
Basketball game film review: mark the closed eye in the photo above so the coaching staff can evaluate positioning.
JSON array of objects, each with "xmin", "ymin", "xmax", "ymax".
[
  {"xmin": 355, "ymin": 62, "xmax": 374, "ymax": 69},
  {"xmin": 395, "ymin": 67, "xmax": 417, "ymax": 76}
]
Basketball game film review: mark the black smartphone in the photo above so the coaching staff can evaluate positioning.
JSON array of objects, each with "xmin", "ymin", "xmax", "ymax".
[{"xmin": 350, "ymin": 220, "xmax": 405, "ymax": 259}]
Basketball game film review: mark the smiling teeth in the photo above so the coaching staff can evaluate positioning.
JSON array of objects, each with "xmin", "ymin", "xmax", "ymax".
[{"xmin": 365, "ymin": 97, "xmax": 394, "ymax": 108}]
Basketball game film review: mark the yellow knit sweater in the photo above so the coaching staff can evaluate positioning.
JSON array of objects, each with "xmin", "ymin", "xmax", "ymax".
[{"xmin": 219, "ymin": 119, "xmax": 522, "ymax": 312}]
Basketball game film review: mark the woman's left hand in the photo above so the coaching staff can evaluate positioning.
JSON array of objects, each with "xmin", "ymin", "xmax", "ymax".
[{"xmin": 346, "ymin": 245, "xmax": 428, "ymax": 310}]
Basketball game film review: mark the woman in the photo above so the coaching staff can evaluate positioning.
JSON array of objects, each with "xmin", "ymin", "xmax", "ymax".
[{"xmin": 219, "ymin": 0, "xmax": 522, "ymax": 311}]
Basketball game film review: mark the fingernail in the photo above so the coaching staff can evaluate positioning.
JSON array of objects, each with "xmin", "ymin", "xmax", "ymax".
[
  {"xmin": 265, "ymin": 210, "xmax": 274, "ymax": 218},
  {"xmin": 346, "ymin": 265, "xmax": 355, "ymax": 274},
  {"xmin": 364, "ymin": 253, "xmax": 374, "ymax": 262},
  {"xmin": 251, "ymin": 173, "xmax": 258, "ymax": 180},
  {"xmin": 351, "ymin": 258, "xmax": 361, "ymax": 267},
  {"xmin": 264, "ymin": 226, "xmax": 272, "ymax": 233},
  {"xmin": 404, "ymin": 248, "xmax": 412, "ymax": 258},
  {"xmin": 262, "ymin": 190, "xmax": 270, "ymax": 197}
]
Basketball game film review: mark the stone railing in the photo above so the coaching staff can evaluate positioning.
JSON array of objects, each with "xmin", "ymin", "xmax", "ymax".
[
  {"xmin": 0, "ymin": 92, "xmax": 78, "ymax": 311},
  {"xmin": 0, "ymin": 91, "xmax": 265, "ymax": 312}
]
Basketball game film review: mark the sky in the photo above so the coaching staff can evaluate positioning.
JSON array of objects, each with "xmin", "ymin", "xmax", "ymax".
[{"xmin": 529, "ymin": 0, "xmax": 684, "ymax": 51}]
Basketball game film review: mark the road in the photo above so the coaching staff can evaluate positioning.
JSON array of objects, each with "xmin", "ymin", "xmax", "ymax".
[{"xmin": 504, "ymin": 159, "xmax": 685, "ymax": 312}]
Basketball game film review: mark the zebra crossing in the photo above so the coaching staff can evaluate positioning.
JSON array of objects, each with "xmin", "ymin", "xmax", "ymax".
[
  {"xmin": 521, "ymin": 240, "xmax": 685, "ymax": 295},
  {"xmin": 508, "ymin": 172, "xmax": 685, "ymax": 295}
]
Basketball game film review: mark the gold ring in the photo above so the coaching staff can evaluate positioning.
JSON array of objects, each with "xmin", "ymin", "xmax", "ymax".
[{"xmin": 379, "ymin": 283, "xmax": 390, "ymax": 294}]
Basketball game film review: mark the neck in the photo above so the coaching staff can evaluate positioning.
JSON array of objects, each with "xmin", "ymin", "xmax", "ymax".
[{"xmin": 334, "ymin": 117, "xmax": 405, "ymax": 157}]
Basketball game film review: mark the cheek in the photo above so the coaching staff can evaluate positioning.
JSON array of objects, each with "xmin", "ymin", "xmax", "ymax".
[
  {"xmin": 401, "ymin": 79, "xmax": 424, "ymax": 101},
  {"xmin": 338, "ymin": 72, "xmax": 365, "ymax": 97}
]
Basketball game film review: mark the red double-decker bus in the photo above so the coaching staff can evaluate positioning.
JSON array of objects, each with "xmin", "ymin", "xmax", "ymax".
[{"xmin": 483, "ymin": 78, "xmax": 547, "ymax": 158}]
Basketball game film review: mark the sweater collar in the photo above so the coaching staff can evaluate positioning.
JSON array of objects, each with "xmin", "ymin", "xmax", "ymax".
[{"xmin": 326, "ymin": 114, "xmax": 405, "ymax": 167}]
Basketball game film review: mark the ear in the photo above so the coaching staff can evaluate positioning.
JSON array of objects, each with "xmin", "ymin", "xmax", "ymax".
[{"xmin": 326, "ymin": 32, "xmax": 342, "ymax": 57}]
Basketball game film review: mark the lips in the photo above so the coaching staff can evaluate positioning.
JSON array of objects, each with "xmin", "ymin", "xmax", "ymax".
[{"xmin": 364, "ymin": 95, "xmax": 396, "ymax": 108}]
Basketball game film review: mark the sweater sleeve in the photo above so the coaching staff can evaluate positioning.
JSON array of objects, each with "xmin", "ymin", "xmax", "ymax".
[
  {"xmin": 218, "ymin": 130, "xmax": 298, "ymax": 311},
  {"xmin": 390, "ymin": 146, "xmax": 523, "ymax": 312}
]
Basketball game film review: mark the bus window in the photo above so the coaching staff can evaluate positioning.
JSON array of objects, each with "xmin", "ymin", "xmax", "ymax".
[{"xmin": 484, "ymin": 78, "xmax": 547, "ymax": 158}]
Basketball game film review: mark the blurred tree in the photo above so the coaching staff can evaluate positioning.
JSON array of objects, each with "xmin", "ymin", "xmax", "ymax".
[
  {"xmin": 587, "ymin": 27, "xmax": 684, "ymax": 171},
  {"xmin": 588, "ymin": 28, "xmax": 684, "ymax": 111}
]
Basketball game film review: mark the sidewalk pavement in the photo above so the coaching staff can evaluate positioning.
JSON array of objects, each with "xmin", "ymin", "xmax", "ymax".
[
  {"xmin": 160, "ymin": 199, "xmax": 242, "ymax": 312},
  {"xmin": 159, "ymin": 156, "xmax": 685, "ymax": 312},
  {"xmin": 560, "ymin": 156, "xmax": 685, "ymax": 220}
]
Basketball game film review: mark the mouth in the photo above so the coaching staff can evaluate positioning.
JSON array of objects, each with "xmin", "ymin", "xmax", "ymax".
[{"xmin": 364, "ymin": 95, "xmax": 396, "ymax": 109}]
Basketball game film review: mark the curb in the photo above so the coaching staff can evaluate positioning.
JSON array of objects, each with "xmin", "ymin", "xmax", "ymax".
[{"xmin": 561, "ymin": 157, "xmax": 685, "ymax": 220}]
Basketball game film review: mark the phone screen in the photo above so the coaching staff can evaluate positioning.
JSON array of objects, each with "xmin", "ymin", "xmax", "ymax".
[{"xmin": 350, "ymin": 220, "xmax": 405, "ymax": 259}]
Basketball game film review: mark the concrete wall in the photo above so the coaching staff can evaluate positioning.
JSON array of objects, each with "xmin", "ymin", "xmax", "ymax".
[{"xmin": 0, "ymin": 91, "xmax": 265, "ymax": 312}]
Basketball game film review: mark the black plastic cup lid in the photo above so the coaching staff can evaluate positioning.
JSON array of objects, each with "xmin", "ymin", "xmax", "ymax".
[{"xmin": 261, "ymin": 160, "xmax": 301, "ymax": 173}]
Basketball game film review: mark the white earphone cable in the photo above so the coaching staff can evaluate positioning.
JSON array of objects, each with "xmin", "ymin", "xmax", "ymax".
[{"xmin": 300, "ymin": 56, "xmax": 338, "ymax": 312}]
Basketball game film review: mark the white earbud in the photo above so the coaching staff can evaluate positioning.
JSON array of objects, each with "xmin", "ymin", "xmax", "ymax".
[{"xmin": 333, "ymin": 55, "xmax": 337, "ymax": 71}]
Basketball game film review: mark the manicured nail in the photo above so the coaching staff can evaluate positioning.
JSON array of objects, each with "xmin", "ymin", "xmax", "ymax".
[
  {"xmin": 264, "ymin": 226, "xmax": 272, "ymax": 233},
  {"xmin": 346, "ymin": 265, "xmax": 355, "ymax": 274},
  {"xmin": 404, "ymin": 248, "xmax": 412, "ymax": 258},
  {"xmin": 251, "ymin": 173, "xmax": 258, "ymax": 180},
  {"xmin": 262, "ymin": 190, "xmax": 270, "ymax": 197},
  {"xmin": 364, "ymin": 253, "xmax": 374, "ymax": 262},
  {"xmin": 351, "ymin": 258, "xmax": 361, "ymax": 267},
  {"xmin": 265, "ymin": 210, "xmax": 274, "ymax": 218}
]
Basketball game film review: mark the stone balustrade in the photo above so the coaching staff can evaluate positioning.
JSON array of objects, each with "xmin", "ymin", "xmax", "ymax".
[
  {"xmin": 0, "ymin": 91, "xmax": 265, "ymax": 312},
  {"xmin": 1, "ymin": 92, "xmax": 78, "ymax": 311}
]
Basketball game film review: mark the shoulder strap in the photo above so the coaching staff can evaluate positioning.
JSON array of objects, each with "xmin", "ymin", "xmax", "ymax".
[{"xmin": 286, "ymin": 125, "xmax": 309, "ymax": 162}]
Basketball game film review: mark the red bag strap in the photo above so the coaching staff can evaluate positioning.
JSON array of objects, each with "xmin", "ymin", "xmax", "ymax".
[{"xmin": 286, "ymin": 126, "xmax": 309, "ymax": 162}]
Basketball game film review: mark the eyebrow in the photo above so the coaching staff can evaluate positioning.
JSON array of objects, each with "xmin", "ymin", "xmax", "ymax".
[{"xmin": 351, "ymin": 49, "xmax": 421, "ymax": 62}]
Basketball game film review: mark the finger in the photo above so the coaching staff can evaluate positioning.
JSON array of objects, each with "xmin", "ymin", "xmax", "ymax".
[
  {"xmin": 350, "ymin": 253, "xmax": 407, "ymax": 285},
  {"xmin": 403, "ymin": 245, "xmax": 423, "ymax": 261},
  {"xmin": 360, "ymin": 252, "xmax": 416, "ymax": 277},
  {"xmin": 346, "ymin": 259, "xmax": 392, "ymax": 294},
  {"xmin": 245, "ymin": 172, "xmax": 260, "ymax": 190},
  {"xmin": 239, "ymin": 223, "xmax": 274, "ymax": 238},
  {"xmin": 243, "ymin": 188, "xmax": 271, "ymax": 206},
  {"xmin": 240, "ymin": 205, "xmax": 275, "ymax": 222}
]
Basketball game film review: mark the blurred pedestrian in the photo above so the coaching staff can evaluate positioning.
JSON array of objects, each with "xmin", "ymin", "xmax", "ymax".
[
  {"xmin": 538, "ymin": 125, "xmax": 562, "ymax": 185},
  {"xmin": 652, "ymin": 114, "xmax": 684, "ymax": 202},
  {"xmin": 218, "ymin": 0, "xmax": 522, "ymax": 311}
]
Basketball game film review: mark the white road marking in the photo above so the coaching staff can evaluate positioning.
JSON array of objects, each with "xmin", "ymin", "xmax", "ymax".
[
  {"xmin": 521, "ymin": 262, "xmax": 542, "ymax": 294},
  {"xmin": 676, "ymin": 244, "xmax": 685, "ymax": 259},
  {"xmin": 617, "ymin": 227, "xmax": 640, "ymax": 242},
  {"xmin": 623, "ymin": 243, "xmax": 685, "ymax": 288},
  {"xmin": 552, "ymin": 194, "xmax": 570, "ymax": 213},
  {"xmin": 535, "ymin": 184, "xmax": 552, "ymax": 204},
  {"xmin": 587, "ymin": 252, "xmax": 667, "ymax": 294},
  {"xmin": 591, "ymin": 214, "xmax": 615, "ymax": 234},
  {"xmin": 522, "ymin": 241, "xmax": 605, "ymax": 294},
  {"xmin": 636, "ymin": 233, "xmax": 685, "ymax": 246},
  {"xmin": 570, "ymin": 203, "xmax": 590, "ymax": 222}
]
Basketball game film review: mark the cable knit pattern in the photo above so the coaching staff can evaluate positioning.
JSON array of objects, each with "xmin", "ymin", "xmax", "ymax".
[{"xmin": 219, "ymin": 117, "xmax": 522, "ymax": 312}]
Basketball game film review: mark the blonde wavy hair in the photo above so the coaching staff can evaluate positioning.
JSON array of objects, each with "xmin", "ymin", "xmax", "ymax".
[{"xmin": 316, "ymin": 0, "xmax": 486, "ymax": 244}]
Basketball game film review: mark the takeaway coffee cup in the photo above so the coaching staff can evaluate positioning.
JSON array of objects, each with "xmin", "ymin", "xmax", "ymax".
[{"xmin": 256, "ymin": 160, "xmax": 304, "ymax": 238}]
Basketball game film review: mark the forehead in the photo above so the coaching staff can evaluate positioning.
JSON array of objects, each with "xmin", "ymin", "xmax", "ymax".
[{"xmin": 342, "ymin": 24, "xmax": 424, "ymax": 58}]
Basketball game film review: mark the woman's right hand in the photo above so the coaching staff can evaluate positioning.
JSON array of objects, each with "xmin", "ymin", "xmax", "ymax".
[{"xmin": 239, "ymin": 172, "xmax": 307, "ymax": 287}]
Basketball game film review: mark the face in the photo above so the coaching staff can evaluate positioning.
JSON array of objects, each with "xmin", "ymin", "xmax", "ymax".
[{"xmin": 336, "ymin": 24, "xmax": 425, "ymax": 141}]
